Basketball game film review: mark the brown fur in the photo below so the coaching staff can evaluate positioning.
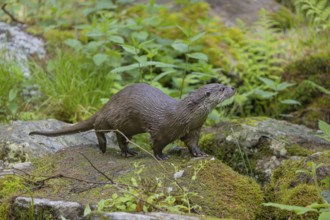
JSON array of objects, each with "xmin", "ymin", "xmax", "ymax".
[{"xmin": 30, "ymin": 83, "xmax": 235, "ymax": 160}]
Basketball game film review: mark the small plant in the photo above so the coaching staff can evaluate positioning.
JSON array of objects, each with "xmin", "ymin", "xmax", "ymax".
[
  {"xmin": 317, "ymin": 120, "xmax": 330, "ymax": 143},
  {"xmin": 83, "ymin": 159, "xmax": 211, "ymax": 217},
  {"xmin": 263, "ymin": 161, "xmax": 330, "ymax": 219},
  {"xmin": 0, "ymin": 57, "xmax": 24, "ymax": 121}
]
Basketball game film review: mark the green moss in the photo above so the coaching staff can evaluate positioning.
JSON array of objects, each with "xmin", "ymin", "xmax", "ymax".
[
  {"xmin": 0, "ymin": 176, "xmax": 28, "ymax": 219},
  {"xmin": 286, "ymin": 144, "xmax": 313, "ymax": 156},
  {"xmin": 198, "ymin": 133, "xmax": 216, "ymax": 152},
  {"xmin": 191, "ymin": 160, "xmax": 264, "ymax": 219},
  {"xmin": 263, "ymin": 157, "xmax": 327, "ymax": 219},
  {"xmin": 276, "ymin": 184, "xmax": 319, "ymax": 219}
]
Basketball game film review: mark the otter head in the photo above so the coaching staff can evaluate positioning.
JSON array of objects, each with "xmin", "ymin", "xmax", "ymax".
[
  {"xmin": 185, "ymin": 84, "xmax": 235, "ymax": 112},
  {"xmin": 204, "ymin": 83, "xmax": 235, "ymax": 108}
]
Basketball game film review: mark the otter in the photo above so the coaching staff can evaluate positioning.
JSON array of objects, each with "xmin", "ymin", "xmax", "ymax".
[{"xmin": 29, "ymin": 83, "xmax": 235, "ymax": 160}]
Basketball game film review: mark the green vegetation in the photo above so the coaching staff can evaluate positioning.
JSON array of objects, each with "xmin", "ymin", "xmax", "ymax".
[
  {"xmin": 1, "ymin": 0, "xmax": 330, "ymax": 219},
  {"xmin": 1, "ymin": 0, "xmax": 328, "ymax": 123}
]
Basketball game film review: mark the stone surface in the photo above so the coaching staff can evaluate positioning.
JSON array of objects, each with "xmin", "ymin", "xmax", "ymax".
[
  {"xmin": 0, "ymin": 22, "xmax": 45, "ymax": 77},
  {"xmin": 199, "ymin": 117, "xmax": 330, "ymax": 182},
  {"xmin": 0, "ymin": 120, "xmax": 117, "ymax": 168},
  {"xmin": 12, "ymin": 197, "xmax": 84, "ymax": 220}
]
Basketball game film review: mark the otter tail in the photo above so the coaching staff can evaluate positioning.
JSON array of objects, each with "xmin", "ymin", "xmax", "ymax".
[{"xmin": 29, "ymin": 114, "xmax": 98, "ymax": 137}]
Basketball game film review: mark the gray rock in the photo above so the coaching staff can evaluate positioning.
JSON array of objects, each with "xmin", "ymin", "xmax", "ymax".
[
  {"xmin": 12, "ymin": 197, "xmax": 84, "ymax": 220},
  {"xmin": 12, "ymin": 197, "xmax": 204, "ymax": 220},
  {"xmin": 200, "ymin": 117, "xmax": 330, "ymax": 181},
  {"xmin": 0, "ymin": 22, "xmax": 45, "ymax": 77},
  {"xmin": 0, "ymin": 120, "xmax": 117, "ymax": 168}
]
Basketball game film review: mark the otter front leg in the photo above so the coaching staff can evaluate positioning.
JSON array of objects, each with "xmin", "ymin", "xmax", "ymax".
[
  {"xmin": 181, "ymin": 130, "xmax": 208, "ymax": 157},
  {"xmin": 116, "ymin": 133, "xmax": 137, "ymax": 157}
]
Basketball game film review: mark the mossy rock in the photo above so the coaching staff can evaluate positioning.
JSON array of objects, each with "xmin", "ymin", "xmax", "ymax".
[
  {"xmin": 198, "ymin": 117, "xmax": 327, "ymax": 183},
  {"xmin": 263, "ymin": 151, "xmax": 330, "ymax": 219},
  {"xmin": 281, "ymin": 52, "xmax": 330, "ymax": 128},
  {"xmin": 5, "ymin": 145, "xmax": 264, "ymax": 219}
]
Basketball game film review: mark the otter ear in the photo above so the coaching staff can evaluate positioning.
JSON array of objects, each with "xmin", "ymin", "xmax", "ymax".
[{"xmin": 205, "ymin": 91, "xmax": 211, "ymax": 97}]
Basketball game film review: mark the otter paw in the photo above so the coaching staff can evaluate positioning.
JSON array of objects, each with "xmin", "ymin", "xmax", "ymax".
[
  {"xmin": 155, "ymin": 154, "xmax": 169, "ymax": 160},
  {"xmin": 191, "ymin": 148, "xmax": 208, "ymax": 157},
  {"xmin": 121, "ymin": 148, "xmax": 138, "ymax": 157}
]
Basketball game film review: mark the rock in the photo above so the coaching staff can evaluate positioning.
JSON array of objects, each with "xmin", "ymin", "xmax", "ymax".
[
  {"xmin": 0, "ymin": 22, "xmax": 45, "ymax": 77},
  {"xmin": 5, "ymin": 145, "xmax": 263, "ymax": 219},
  {"xmin": 199, "ymin": 117, "xmax": 330, "ymax": 182},
  {"xmin": 0, "ymin": 120, "xmax": 117, "ymax": 168},
  {"xmin": 11, "ymin": 197, "xmax": 204, "ymax": 220},
  {"xmin": 263, "ymin": 150, "xmax": 330, "ymax": 219},
  {"xmin": 11, "ymin": 197, "xmax": 84, "ymax": 220}
]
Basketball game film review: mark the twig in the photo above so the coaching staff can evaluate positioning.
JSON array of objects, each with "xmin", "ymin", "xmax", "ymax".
[
  {"xmin": 79, "ymin": 152, "xmax": 114, "ymax": 184},
  {"xmin": 1, "ymin": 3, "xmax": 24, "ymax": 24}
]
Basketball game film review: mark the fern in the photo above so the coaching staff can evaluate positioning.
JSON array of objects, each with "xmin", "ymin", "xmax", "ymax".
[
  {"xmin": 295, "ymin": 0, "xmax": 330, "ymax": 29},
  {"xmin": 303, "ymin": 80, "xmax": 330, "ymax": 95}
]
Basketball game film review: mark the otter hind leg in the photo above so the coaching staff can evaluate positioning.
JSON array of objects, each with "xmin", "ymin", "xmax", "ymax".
[
  {"xmin": 116, "ymin": 133, "xmax": 137, "ymax": 157},
  {"xmin": 96, "ymin": 132, "xmax": 107, "ymax": 153},
  {"xmin": 152, "ymin": 138, "xmax": 170, "ymax": 160}
]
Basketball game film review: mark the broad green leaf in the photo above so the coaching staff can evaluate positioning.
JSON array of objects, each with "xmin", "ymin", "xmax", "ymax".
[
  {"xmin": 134, "ymin": 55, "xmax": 147, "ymax": 63},
  {"xmin": 263, "ymin": 203, "xmax": 317, "ymax": 215},
  {"xmin": 132, "ymin": 31, "xmax": 148, "ymax": 41},
  {"xmin": 319, "ymin": 211, "xmax": 330, "ymax": 220},
  {"xmin": 110, "ymin": 61, "xmax": 177, "ymax": 74},
  {"xmin": 97, "ymin": 199, "xmax": 105, "ymax": 212},
  {"xmin": 187, "ymin": 52, "xmax": 208, "ymax": 61},
  {"xmin": 93, "ymin": 53, "xmax": 108, "ymax": 66},
  {"xmin": 171, "ymin": 41, "xmax": 189, "ymax": 53},
  {"xmin": 319, "ymin": 120, "xmax": 330, "ymax": 136},
  {"xmin": 8, "ymin": 102, "xmax": 17, "ymax": 115},
  {"xmin": 121, "ymin": 45, "xmax": 139, "ymax": 55},
  {"xmin": 83, "ymin": 204, "xmax": 92, "ymax": 217},
  {"xmin": 64, "ymin": 39, "xmax": 82, "ymax": 50},
  {"xmin": 280, "ymin": 99, "xmax": 301, "ymax": 105},
  {"xmin": 189, "ymin": 32, "xmax": 205, "ymax": 43},
  {"xmin": 219, "ymin": 95, "xmax": 235, "ymax": 107},
  {"xmin": 258, "ymin": 77, "xmax": 276, "ymax": 90},
  {"xmin": 109, "ymin": 35, "xmax": 124, "ymax": 44},
  {"xmin": 276, "ymin": 82, "xmax": 295, "ymax": 91},
  {"xmin": 152, "ymin": 70, "xmax": 175, "ymax": 82},
  {"xmin": 9, "ymin": 88, "xmax": 17, "ymax": 102},
  {"xmin": 254, "ymin": 88, "xmax": 277, "ymax": 99}
]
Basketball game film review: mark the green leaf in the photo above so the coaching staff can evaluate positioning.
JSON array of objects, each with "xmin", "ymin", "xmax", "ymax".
[
  {"xmin": 121, "ymin": 45, "xmax": 139, "ymax": 55},
  {"xmin": 132, "ymin": 31, "xmax": 148, "ymax": 41},
  {"xmin": 254, "ymin": 88, "xmax": 277, "ymax": 99},
  {"xmin": 93, "ymin": 53, "xmax": 108, "ymax": 66},
  {"xmin": 319, "ymin": 120, "xmax": 330, "ymax": 136},
  {"xmin": 152, "ymin": 70, "xmax": 176, "ymax": 82},
  {"xmin": 280, "ymin": 99, "xmax": 301, "ymax": 105},
  {"xmin": 83, "ymin": 204, "xmax": 92, "ymax": 217},
  {"xmin": 263, "ymin": 203, "xmax": 317, "ymax": 215},
  {"xmin": 8, "ymin": 88, "xmax": 17, "ymax": 102},
  {"xmin": 110, "ymin": 61, "xmax": 177, "ymax": 74},
  {"xmin": 187, "ymin": 52, "xmax": 208, "ymax": 61},
  {"xmin": 258, "ymin": 77, "xmax": 276, "ymax": 90},
  {"xmin": 319, "ymin": 211, "xmax": 330, "ymax": 220},
  {"xmin": 109, "ymin": 35, "xmax": 124, "ymax": 44},
  {"xmin": 189, "ymin": 32, "xmax": 205, "ymax": 43},
  {"xmin": 171, "ymin": 41, "xmax": 189, "ymax": 53},
  {"xmin": 97, "ymin": 199, "xmax": 105, "ymax": 212},
  {"xmin": 64, "ymin": 39, "xmax": 82, "ymax": 50},
  {"xmin": 276, "ymin": 82, "xmax": 295, "ymax": 91},
  {"xmin": 8, "ymin": 102, "xmax": 17, "ymax": 115}
]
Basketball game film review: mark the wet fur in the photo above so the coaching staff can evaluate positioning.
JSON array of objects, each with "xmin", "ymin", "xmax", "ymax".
[{"xmin": 30, "ymin": 83, "xmax": 235, "ymax": 160}]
